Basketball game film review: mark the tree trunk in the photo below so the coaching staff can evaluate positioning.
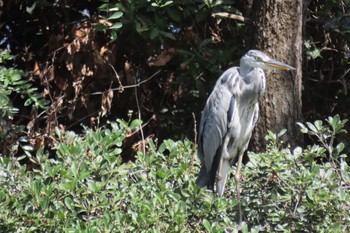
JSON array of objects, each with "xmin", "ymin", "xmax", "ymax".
[{"xmin": 250, "ymin": 0, "xmax": 303, "ymax": 151}]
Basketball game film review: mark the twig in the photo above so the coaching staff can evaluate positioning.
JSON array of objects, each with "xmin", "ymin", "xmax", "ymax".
[
  {"xmin": 84, "ymin": 70, "xmax": 162, "ymax": 97},
  {"xmin": 134, "ymin": 73, "xmax": 146, "ymax": 155},
  {"xmin": 108, "ymin": 63, "xmax": 124, "ymax": 93},
  {"xmin": 212, "ymin": 12, "xmax": 248, "ymax": 22},
  {"xmin": 340, "ymin": 67, "xmax": 350, "ymax": 80},
  {"xmin": 66, "ymin": 109, "xmax": 100, "ymax": 129},
  {"xmin": 339, "ymin": 68, "xmax": 350, "ymax": 95},
  {"xmin": 316, "ymin": 133, "xmax": 345, "ymax": 184},
  {"xmin": 190, "ymin": 112, "xmax": 197, "ymax": 171},
  {"xmin": 126, "ymin": 114, "xmax": 155, "ymax": 137}
]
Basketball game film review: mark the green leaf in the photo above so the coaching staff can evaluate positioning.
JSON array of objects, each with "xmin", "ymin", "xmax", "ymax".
[
  {"xmin": 306, "ymin": 122, "xmax": 318, "ymax": 133},
  {"xmin": 203, "ymin": 219, "xmax": 211, "ymax": 231},
  {"xmin": 109, "ymin": 7, "xmax": 120, "ymax": 12},
  {"xmin": 327, "ymin": 115, "xmax": 338, "ymax": 131},
  {"xmin": 314, "ymin": 120, "xmax": 323, "ymax": 130},
  {"xmin": 24, "ymin": 98, "xmax": 33, "ymax": 106},
  {"xmin": 306, "ymin": 189, "xmax": 314, "ymax": 201},
  {"xmin": 31, "ymin": 180, "xmax": 42, "ymax": 197},
  {"xmin": 162, "ymin": 1, "xmax": 173, "ymax": 7},
  {"xmin": 159, "ymin": 31, "xmax": 176, "ymax": 40},
  {"xmin": 277, "ymin": 128, "xmax": 287, "ymax": 137},
  {"xmin": 87, "ymin": 181, "xmax": 98, "ymax": 192},
  {"xmin": 336, "ymin": 142, "xmax": 344, "ymax": 153},
  {"xmin": 265, "ymin": 130, "xmax": 276, "ymax": 142},
  {"xmin": 110, "ymin": 22, "xmax": 123, "ymax": 29},
  {"xmin": 117, "ymin": 119, "xmax": 128, "ymax": 129},
  {"xmin": 21, "ymin": 144, "xmax": 33, "ymax": 151},
  {"xmin": 327, "ymin": 115, "xmax": 348, "ymax": 133},
  {"xmin": 293, "ymin": 147, "xmax": 303, "ymax": 157},
  {"xmin": 71, "ymin": 161, "xmax": 79, "ymax": 178},
  {"xmin": 156, "ymin": 170, "xmax": 167, "ymax": 179},
  {"xmin": 79, "ymin": 170, "xmax": 90, "ymax": 180},
  {"xmin": 11, "ymin": 73, "xmax": 21, "ymax": 81},
  {"xmin": 64, "ymin": 197, "xmax": 74, "ymax": 211},
  {"xmin": 108, "ymin": 11, "xmax": 123, "ymax": 20},
  {"xmin": 130, "ymin": 119, "xmax": 142, "ymax": 130},
  {"xmin": 241, "ymin": 222, "xmax": 249, "ymax": 233},
  {"xmin": 150, "ymin": 28, "xmax": 159, "ymax": 40},
  {"xmin": 94, "ymin": 24, "xmax": 109, "ymax": 31},
  {"xmin": 98, "ymin": 3, "xmax": 109, "ymax": 11}
]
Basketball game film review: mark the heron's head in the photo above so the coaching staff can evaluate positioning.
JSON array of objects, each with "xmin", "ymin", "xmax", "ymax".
[{"xmin": 240, "ymin": 50, "xmax": 295, "ymax": 72}]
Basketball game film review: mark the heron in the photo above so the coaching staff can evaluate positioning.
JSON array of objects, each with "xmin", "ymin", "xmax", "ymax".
[{"xmin": 196, "ymin": 50, "xmax": 295, "ymax": 227}]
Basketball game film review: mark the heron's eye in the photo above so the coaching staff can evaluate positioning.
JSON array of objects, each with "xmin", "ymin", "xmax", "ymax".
[{"xmin": 255, "ymin": 56, "xmax": 262, "ymax": 61}]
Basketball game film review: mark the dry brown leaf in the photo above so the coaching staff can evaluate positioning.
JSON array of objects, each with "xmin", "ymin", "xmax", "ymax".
[
  {"xmin": 211, "ymin": 31, "xmax": 222, "ymax": 43},
  {"xmin": 73, "ymin": 39, "xmax": 81, "ymax": 52},
  {"xmin": 66, "ymin": 62, "xmax": 73, "ymax": 71},
  {"xmin": 80, "ymin": 95, "xmax": 87, "ymax": 109},
  {"xmin": 97, "ymin": 19, "xmax": 112, "ymax": 27},
  {"xmin": 81, "ymin": 64, "xmax": 94, "ymax": 76},
  {"xmin": 74, "ymin": 29, "xmax": 86, "ymax": 39},
  {"xmin": 148, "ymin": 48, "xmax": 176, "ymax": 67},
  {"xmin": 33, "ymin": 61, "xmax": 40, "ymax": 76},
  {"xmin": 101, "ymin": 89, "xmax": 114, "ymax": 116},
  {"xmin": 43, "ymin": 88, "xmax": 49, "ymax": 96},
  {"xmin": 100, "ymin": 46, "xmax": 108, "ymax": 56}
]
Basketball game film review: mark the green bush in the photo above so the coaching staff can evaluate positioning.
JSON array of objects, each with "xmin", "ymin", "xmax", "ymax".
[
  {"xmin": 0, "ymin": 116, "xmax": 349, "ymax": 232},
  {"xmin": 0, "ymin": 119, "xmax": 236, "ymax": 232},
  {"xmin": 0, "ymin": 50, "xmax": 49, "ymax": 118},
  {"xmin": 0, "ymin": 50, "xmax": 50, "ymax": 155},
  {"xmin": 242, "ymin": 115, "xmax": 350, "ymax": 232}
]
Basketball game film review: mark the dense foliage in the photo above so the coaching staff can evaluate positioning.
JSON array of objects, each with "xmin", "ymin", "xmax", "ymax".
[
  {"xmin": 1, "ymin": 1, "xmax": 350, "ymax": 232},
  {"xmin": 1, "ymin": 0, "xmax": 350, "ymax": 155},
  {"xmin": 0, "ymin": 50, "xmax": 49, "ymax": 156},
  {"xmin": 0, "ymin": 0, "xmax": 248, "ymax": 156},
  {"xmin": 1, "ymin": 116, "xmax": 349, "ymax": 232},
  {"xmin": 304, "ymin": 0, "xmax": 350, "ymax": 122}
]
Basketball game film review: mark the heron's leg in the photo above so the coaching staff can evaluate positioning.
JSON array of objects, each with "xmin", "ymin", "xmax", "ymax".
[{"xmin": 235, "ymin": 150, "xmax": 244, "ymax": 229}]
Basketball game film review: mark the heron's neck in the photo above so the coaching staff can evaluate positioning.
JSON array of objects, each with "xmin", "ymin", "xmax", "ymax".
[
  {"xmin": 239, "ymin": 65, "xmax": 266, "ymax": 98},
  {"xmin": 239, "ymin": 63, "xmax": 252, "ymax": 77},
  {"xmin": 239, "ymin": 63, "xmax": 254, "ymax": 78}
]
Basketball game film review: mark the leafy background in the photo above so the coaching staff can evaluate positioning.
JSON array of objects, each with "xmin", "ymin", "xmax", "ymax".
[{"xmin": 0, "ymin": 0, "xmax": 350, "ymax": 232}]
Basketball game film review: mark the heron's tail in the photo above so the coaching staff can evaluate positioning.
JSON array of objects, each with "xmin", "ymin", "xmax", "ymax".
[{"xmin": 196, "ymin": 165, "xmax": 211, "ymax": 188}]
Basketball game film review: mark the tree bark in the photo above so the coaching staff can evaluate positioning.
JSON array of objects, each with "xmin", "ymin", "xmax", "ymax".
[{"xmin": 250, "ymin": 0, "xmax": 303, "ymax": 151}]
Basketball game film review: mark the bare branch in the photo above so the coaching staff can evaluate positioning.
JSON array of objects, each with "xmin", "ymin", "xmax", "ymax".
[
  {"xmin": 212, "ymin": 12, "xmax": 248, "ymax": 22},
  {"xmin": 190, "ymin": 112, "xmax": 197, "ymax": 171}
]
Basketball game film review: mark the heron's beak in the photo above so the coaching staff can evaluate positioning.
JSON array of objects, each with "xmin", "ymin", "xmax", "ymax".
[{"xmin": 264, "ymin": 59, "xmax": 295, "ymax": 71}]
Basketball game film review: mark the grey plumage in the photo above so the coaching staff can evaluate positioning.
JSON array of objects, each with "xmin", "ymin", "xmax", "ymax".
[{"xmin": 196, "ymin": 50, "xmax": 295, "ymax": 227}]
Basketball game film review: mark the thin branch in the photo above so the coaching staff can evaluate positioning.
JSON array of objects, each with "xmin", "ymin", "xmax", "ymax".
[
  {"xmin": 134, "ymin": 73, "xmax": 146, "ymax": 155},
  {"xmin": 340, "ymin": 67, "xmax": 350, "ymax": 80},
  {"xmin": 190, "ymin": 112, "xmax": 197, "ymax": 171},
  {"xmin": 340, "ymin": 68, "xmax": 350, "ymax": 95},
  {"xmin": 108, "ymin": 63, "xmax": 124, "ymax": 93},
  {"xmin": 212, "ymin": 12, "xmax": 248, "ymax": 22},
  {"xmin": 125, "ymin": 69, "xmax": 162, "ymax": 88},
  {"xmin": 84, "ymin": 69, "xmax": 162, "ymax": 97},
  {"xmin": 66, "ymin": 109, "xmax": 100, "ymax": 129},
  {"xmin": 127, "ymin": 114, "xmax": 155, "ymax": 137}
]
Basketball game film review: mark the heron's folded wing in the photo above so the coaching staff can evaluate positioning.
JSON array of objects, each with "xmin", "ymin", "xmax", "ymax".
[{"xmin": 198, "ymin": 68, "xmax": 240, "ymax": 174}]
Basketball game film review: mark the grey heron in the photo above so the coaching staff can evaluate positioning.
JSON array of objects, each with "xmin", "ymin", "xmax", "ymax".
[{"xmin": 196, "ymin": 50, "xmax": 295, "ymax": 227}]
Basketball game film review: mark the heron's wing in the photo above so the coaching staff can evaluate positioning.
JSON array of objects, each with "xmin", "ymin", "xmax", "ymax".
[{"xmin": 197, "ymin": 67, "xmax": 240, "ymax": 187}]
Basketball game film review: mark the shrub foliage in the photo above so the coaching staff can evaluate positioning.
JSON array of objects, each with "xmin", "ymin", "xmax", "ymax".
[{"xmin": 0, "ymin": 116, "xmax": 349, "ymax": 232}]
